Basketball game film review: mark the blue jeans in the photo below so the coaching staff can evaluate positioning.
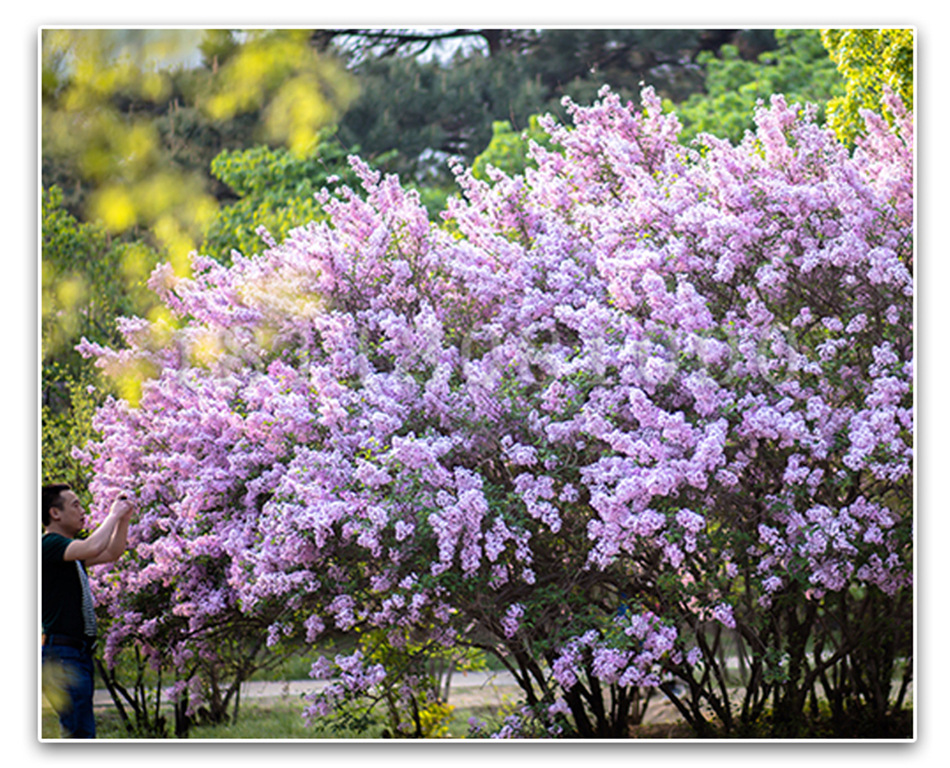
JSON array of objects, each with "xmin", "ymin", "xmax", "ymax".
[{"xmin": 42, "ymin": 644, "xmax": 96, "ymax": 738}]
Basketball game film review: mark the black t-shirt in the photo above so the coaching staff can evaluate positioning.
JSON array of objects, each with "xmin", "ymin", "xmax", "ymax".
[{"xmin": 42, "ymin": 532, "xmax": 89, "ymax": 638}]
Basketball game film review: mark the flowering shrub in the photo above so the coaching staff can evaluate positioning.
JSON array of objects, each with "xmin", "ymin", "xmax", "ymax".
[{"xmin": 78, "ymin": 84, "xmax": 912, "ymax": 737}]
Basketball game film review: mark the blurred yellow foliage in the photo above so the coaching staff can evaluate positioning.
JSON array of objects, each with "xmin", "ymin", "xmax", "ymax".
[
  {"xmin": 206, "ymin": 30, "xmax": 356, "ymax": 157},
  {"xmin": 93, "ymin": 186, "xmax": 137, "ymax": 231},
  {"xmin": 145, "ymin": 306, "xmax": 179, "ymax": 347},
  {"xmin": 191, "ymin": 329, "xmax": 224, "ymax": 368},
  {"xmin": 119, "ymin": 241, "xmax": 154, "ymax": 283},
  {"xmin": 42, "ymin": 658, "xmax": 72, "ymax": 714},
  {"xmin": 42, "ymin": 28, "xmax": 355, "ymax": 277},
  {"xmin": 55, "ymin": 276, "xmax": 87, "ymax": 315},
  {"xmin": 266, "ymin": 75, "xmax": 337, "ymax": 156},
  {"xmin": 114, "ymin": 358, "xmax": 159, "ymax": 407}
]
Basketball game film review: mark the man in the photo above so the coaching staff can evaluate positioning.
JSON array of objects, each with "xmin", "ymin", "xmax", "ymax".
[{"xmin": 41, "ymin": 484, "xmax": 134, "ymax": 738}]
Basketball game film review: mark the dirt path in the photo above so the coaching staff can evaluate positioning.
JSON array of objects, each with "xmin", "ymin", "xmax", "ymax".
[{"xmin": 93, "ymin": 670, "xmax": 523, "ymax": 709}]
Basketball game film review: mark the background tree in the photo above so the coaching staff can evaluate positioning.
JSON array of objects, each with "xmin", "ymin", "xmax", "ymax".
[{"xmin": 327, "ymin": 28, "xmax": 777, "ymax": 184}]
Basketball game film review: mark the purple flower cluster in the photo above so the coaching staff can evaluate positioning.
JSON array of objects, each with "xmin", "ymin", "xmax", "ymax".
[
  {"xmin": 552, "ymin": 612, "xmax": 679, "ymax": 692},
  {"xmin": 303, "ymin": 651, "xmax": 386, "ymax": 722}
]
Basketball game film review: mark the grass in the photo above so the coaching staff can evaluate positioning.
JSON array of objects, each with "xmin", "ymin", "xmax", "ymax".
[
  {"xmin": 41, "ymin": 696, "xmax": 501, "ymax": 740},
  {"xmin": 42, "ymin": 696, "xmax": 914, "ymax": 741},
  {"xmin": 186, "ymin": 701, "xmax": 500, "ymax": 739}
]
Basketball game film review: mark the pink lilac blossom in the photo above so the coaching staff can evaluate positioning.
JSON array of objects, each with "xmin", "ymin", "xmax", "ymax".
[{"xmin": 501, "ymin": 603, "xmax": 525, "ymax": 639}]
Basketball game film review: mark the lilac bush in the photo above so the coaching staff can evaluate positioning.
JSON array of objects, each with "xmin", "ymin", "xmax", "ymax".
[{"xmin": 77, "ymin": 85, "xmax": 912, "ymax": 737}]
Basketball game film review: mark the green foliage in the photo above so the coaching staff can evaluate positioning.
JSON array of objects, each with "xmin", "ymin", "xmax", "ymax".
[
  {"xmin": 822, "ymin": 28, "xmax": 914, "ymax": 144},
  {"xmin": 201, "ymin": 131, "xmax": 375, "ymax": 261},
  {"xmin": 42, "ymin": 185, "xmax": 166, "ymax": 487},
  {"xmin": 41, "ymin": 369, "xmax": 102, "ymax": 495},
  {"xmin": 42, "ymin": 186, "xmax": 161, "ymax": 370},
  {"xmin": 672, "ymin": 30, "xmax": 844, "ymax": 145},
  {"xmin": 472, "ymin": 115, "xmax": 557, "ymax": 181},
  {"xmin": 465, "ymin": 30, "xmax": 847, "ymax": 168}
]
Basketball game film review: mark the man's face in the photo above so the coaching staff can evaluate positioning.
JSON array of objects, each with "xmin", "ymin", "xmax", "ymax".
[{"xmin": 50, "ymin": 490, "xmax": 84, "ymax": 536}]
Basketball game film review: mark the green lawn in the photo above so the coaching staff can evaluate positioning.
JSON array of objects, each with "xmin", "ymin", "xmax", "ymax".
[{"xmin": 41, "ymin": 697, "xmax": 501, "ymax": 740}]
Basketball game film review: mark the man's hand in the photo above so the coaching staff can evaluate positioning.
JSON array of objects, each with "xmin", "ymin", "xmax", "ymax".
[
  {"xmin": 80, "ymin": 492, "xmax": 136, "ymax": 566},
  {"xmin": 111, "ymin": 492, "xmax": 135, "ymax": 520}
]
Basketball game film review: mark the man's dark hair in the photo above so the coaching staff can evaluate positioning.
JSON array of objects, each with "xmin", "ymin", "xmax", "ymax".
[{"xmin": 42, "ymin": 484, "xmax": 71, "ymax": 527}]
